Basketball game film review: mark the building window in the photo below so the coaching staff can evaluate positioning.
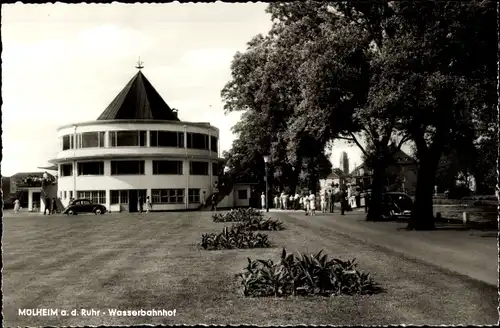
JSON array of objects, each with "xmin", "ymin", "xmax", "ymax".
[
  {"xmin": 111, "ymin": 160, "xmax": 145, "ymax": 175},
  {"xmin": 212, "ymin": 162, "xmax": 220, "ymax": 176},
  {"xmin": 238, "ymin": 190, "xmax": 248, "ymax": 200},
  {"xmin": 152, "ymin": 160, "xmax": 183, "ymax": 175},
  {"xmin": 150, "ymin": 131, "xmax": 184, "ymax": 148},
  {"xmin": 62, "ymin": 135, "xmax": 73, "ymax": 150},
  {"xmin": 63, "ymin": 191, "xmax": 67, "ymax": 199},
  {"xmin": 188, "ymin": 189, "xmax": 200, "ymax": 203},
  {"xmin": 110, "ymin": 190, "xmax": 131, "ymax": 204},
  {"xmin": 76, "ymin": 131, "xmax": 105, "ymax": 148},
  {"xmin": 151, "ymin": 189, "xmax": 184, "ymax": 204},
  {"xmin": 109, "ymin": 130, "xmax": 146, "ymax": 147},
  {"xmin": 211, "ymin": 136, "xmax": 218, "ymax": 152},
  {"xmin": 69, "ymin": 191, "xmax": 73, "ymax": 200},
  {"xmin": 77, "ymin": 190, "xmax": 106, "ymax": 204},
  {"xmin": 60, "ymin": 163, "xmax": 73, "ymax": 177},
  {"xmin": 190, "ymin": 161, "xmax": 209, "ymax": 175},
  {"xmin": 77, "ymin": 161, "xmax": 104, "ymax": 176},
  {"xmin": 186, "ymin": 133, "xmax": 209, "ymax": 150}
]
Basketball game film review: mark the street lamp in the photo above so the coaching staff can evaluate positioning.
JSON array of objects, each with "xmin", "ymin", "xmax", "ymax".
[{"xmin": 263, "ymin": 154, "xmax": 270, "ymax": 212}]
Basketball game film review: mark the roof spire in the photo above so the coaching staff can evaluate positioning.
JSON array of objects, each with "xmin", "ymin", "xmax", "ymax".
[{"xmin": 135, "ymin": 57, "xmax": 144, "ymax": 70}]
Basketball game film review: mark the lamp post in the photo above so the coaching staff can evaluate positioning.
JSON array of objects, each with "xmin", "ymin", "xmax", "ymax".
[{"xmin": 263, "ymin": 155, "xmax": 270, "ymax": 212}]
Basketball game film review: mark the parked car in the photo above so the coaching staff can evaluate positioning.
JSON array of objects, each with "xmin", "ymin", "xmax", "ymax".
[
  {"xmin": 63, "ymin": 199, "xmax": 107, "ymax": 215},
  {"xmin": 382, "ymin": 192, "xmax": 413, "ymax": 219}
]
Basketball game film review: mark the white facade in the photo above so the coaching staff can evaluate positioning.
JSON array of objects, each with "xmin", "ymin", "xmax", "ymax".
[{"xmin": 50, "ymin": 120, "xmax": 222, "ymax": 212}]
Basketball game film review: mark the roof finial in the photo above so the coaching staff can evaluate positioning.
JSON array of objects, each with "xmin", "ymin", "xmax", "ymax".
[{"xmin": 135, "ymin": 57, "xmax": 144, "ymax": 70}]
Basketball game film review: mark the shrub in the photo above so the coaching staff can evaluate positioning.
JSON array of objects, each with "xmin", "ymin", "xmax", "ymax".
[
  {"xmin": 200, "ymin": 226, "xmax": 271, "ymax": 250},
  {"xmin": 213, "ymin": 208, "xmax": 264, "ymax": 222},
  {"xmin": 236, "ymin": 217, "xmax": 285, "ymax": 231},
  {"xmin": 238, "ymin": 248, "xmax": 383, "ymax": 297}
]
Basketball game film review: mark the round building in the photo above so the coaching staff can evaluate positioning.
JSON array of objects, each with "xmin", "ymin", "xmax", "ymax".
[{"xmin": 49, "ymin": 69, "xmax": 222, "ymax": 212}]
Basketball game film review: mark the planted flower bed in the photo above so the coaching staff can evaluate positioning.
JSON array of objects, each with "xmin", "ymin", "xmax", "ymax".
[
  {"xmin": 200, "ymin": 226, "xmax": 271, "ymax": 250},
  {"xmin": 212, "ymin": 208, "xmax": 263, "ymax": 222},
  {"xmin": 238, "ymin": 248, "xmax": 383, "ymax": 297},
  {"xmin": 235, "ymin": 217, "xmax": 285, "ymax": 231}
]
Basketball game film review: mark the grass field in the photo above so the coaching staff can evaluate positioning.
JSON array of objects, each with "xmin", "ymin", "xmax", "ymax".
[{"xmin": 3, "ymin": 211, "xmax": 498, "ymax": 326}]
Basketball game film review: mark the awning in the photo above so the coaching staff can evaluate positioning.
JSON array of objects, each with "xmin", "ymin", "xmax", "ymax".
[{"xmin": 37, "ymin": 164, "xmax": 58, "ymax": 171}]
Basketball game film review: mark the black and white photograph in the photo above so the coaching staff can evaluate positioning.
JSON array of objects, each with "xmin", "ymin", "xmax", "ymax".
[{"xmin": 1, "ymin": 1, "xmax": 498, "ymax": 326}]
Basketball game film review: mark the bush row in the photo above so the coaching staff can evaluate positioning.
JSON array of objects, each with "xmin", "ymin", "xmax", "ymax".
[
  {"xmin": 212, "ymin": 208, "xmax": 264, "ymax": 222},
  {"xmin": 200, "ymin": 225, "xmax": 270, "ymax": 250},
  {"xmin": 238, "ymin": 248, "xmax": 383, "ymax": 297}
]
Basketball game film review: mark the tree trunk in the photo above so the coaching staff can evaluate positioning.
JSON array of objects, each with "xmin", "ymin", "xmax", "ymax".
[
  {"xmin": 366, "ymin": 163, "xmax": 386, "ymax": 221},
  {"xmin": 407, "ymin": 161, "xmax": 436, "ymax": 230}
]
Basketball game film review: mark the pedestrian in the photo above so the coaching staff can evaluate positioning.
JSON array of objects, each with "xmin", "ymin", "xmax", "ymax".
[
  {"xmin": 329, "ymin": 188, "xmax": 335, "ymax": 213},
  {"xmin": 261, "ymin": 192, "xmax": 266, "ymax": 210},
  {"xmin": 308, "ymin": 191, "xmax": 316, "ymax": 216},
  {"xmin": 281, "ymin": 192, "xmax": 288, "ymax": 210},
  {"xmin": 364, "ymin": 190, "xmax": 370, "ymax": 213},
  {"xmin": 288, "ymin": 194, "xmax": 294, "ymax": 210},
  {"xmin": 355, "ymin": 186, "xmax": 361, "ymax": 208},
  {"xmin": 211, "ymin": 194, "xmax": 217, "ymax": 211},
  {"xmin": 139, "ymin": 197, "xmax": 144, "ymax": 213},
  {"xmin": 320, "ymin": 192, "xmax": 327, "ymax": 213},
  {"xmin": 13, "ymin": 198, "xmax": 20, "ymax": 214},
  {"xmin": 202, "ymin": 191, "xmax": 206, "ymax": 207},
  {"xmin": 339, "ymin": 188, "xmax": 348, "ymax": 215},
  {"xmin": 44, "ymin": 196, "xmax": 51, "ymax": 215},
  {"xmin": 294, "ymin": 192, "xmax": 300, "ymax": 210},
  {"xmin": 273, "ymin": 195, "xmax": 279, "ymax": 209},
  {"xmin": 146, "ymin": 196, "xmax": 152, "ymax": 213},
  {"xmin": 51, "ymin": 197, "xmax": 57, "ymax": 214}
]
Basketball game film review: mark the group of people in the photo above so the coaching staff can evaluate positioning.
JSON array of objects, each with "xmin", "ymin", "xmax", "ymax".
[
  {"xmin": 262, "ymin": 183, "xmax": 369, "ymax": 216},
  {"xmin": 43, "ymin": 196, "xmax": 58, "ymax": 215}
]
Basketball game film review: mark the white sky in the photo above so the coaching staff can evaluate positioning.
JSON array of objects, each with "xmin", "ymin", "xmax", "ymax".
[{"xmin": 1, "ymin": 2, "xmax": 364, "ymax": 177}]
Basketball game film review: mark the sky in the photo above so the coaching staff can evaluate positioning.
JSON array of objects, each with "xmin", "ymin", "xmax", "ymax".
[{"xmin": 2, "ymin": 2, "xmax": 365, "ymax": 177}]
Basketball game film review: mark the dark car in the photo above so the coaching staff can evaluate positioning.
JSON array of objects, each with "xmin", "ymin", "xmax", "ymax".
[
  {"xmin": 63, "ymin": 199, "xmax": 107, "ymax": 215},
  {"xmin": 382, "ymin": 192, "xmax": 413, "ymax": 219}
]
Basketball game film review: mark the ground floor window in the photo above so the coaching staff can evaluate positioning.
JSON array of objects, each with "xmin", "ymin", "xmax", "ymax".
[
  {"xmin": 110, "ymin": 190, "xmax": 130, "ymax": 204},
  {"xmin": 188, "ymin": 189, "xmax": 200, "ymax": 203},
  {"xmin": 151, "ymin": 189, "xmax": 184, "ymax": 204},
  {"xmin": 77, "ymin": 190, "xmax": 106, "ymax": 204},
  {"xmin": 238, "ymin": 189, "xmax": 248, "ymax": 200}
]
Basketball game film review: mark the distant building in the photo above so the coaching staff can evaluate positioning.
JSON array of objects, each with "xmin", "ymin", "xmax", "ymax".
[
  {"xmin": 350, "ymin": 150, "xmax": 418, "ymax": 193},
  {"xmin": 47, "ymin": 66, "xmax": 223, "ymax": 212},
  {"xmin": 4, "ymin": 172, "xmax": 57, "ymax": 211},
  {"xmin": 319, "ymin": 168, "xmax": 349, "ymax": 191},
  {"xmin": 339, "ymin": 151, "xmax": 349, "ymax": 175}
]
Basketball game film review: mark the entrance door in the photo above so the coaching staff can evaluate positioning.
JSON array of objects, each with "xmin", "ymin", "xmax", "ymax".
[
  {"xmin": 128, "ymin": 190, "xmax": 138, "ymax": 213},
  {"xmin": 32, "ymin": 192, "xmax": 41, "ymax": 211}
]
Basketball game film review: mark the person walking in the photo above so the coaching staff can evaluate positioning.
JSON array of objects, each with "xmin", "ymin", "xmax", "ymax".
[
  {"xmin": 146, "ymin": 196, "xmax": 152, "ymax": 213},
  {"xmin": 138, "ymin": 196, "xmax": 144, "ymax": 213},
  {"xmin": 202, "ymin": 191, "xmax": 206, "ymax": 208},
  {"xmin": 308, "ymin": 191, "xmax": 316, "ymax": 216},
  {"xmin": 273, "ymin": 195, "xmax": 279, "ymax": 209},
  {"xmin": 339, "ymin": 188, "xmax": 348, "ymax": 215},
  {"xmin": 320, "ymin": 192, "xmax": 327, "ymax": 213},
  {"xmin": 261, "ymin": 192, "xmax": 266, "ymax": 210},
  {"xmin": 51, "ymin": 197, "xmax": 57, "ymax": 214},
  {"xmin": 329, "ymin": 188, "xmax": 336, "ymax": 213},
  {"xmin": 364, "ymin": 190, "xmax": 370, "ymax": 213},
  {"xmin": 355, "ymin": 186, "xmax": 361, "ymax": 208},
  {"xmin": 211, "ymin": 194, "xmax": 217, "ymax": 212},
  {"xmin": 44, "ymin": 196, "xmax": 51, "ymax": 215},
  {"xmin": 281, "ymin": 192, "xmax": 288, "ymax": 210},
  {"xmin": 14, "ymin": 198, "xmax": 20, "ymax": 214}
]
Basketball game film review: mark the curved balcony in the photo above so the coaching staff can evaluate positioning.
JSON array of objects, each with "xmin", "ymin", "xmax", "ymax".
[{"xmin": 50, "ymin": 147, "xmax": 218, "ymax": 163}]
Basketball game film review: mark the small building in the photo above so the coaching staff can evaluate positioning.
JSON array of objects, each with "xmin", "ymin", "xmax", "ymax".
[
  {"xmin": 319, "ymin": 168, "xmax": 349, "ymax": 192},
  {"xmin": 47, "ymin": 65, "xmax": 224, "ymax": 212},
  {"xmin": 6, "ymin": 171, "xmax": 58, "ymax": 211}
]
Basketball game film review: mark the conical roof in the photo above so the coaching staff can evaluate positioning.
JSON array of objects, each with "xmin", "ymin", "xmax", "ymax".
[{"xmin": 97, "ymin": 71, "xmax": 180, "ymax": 121}]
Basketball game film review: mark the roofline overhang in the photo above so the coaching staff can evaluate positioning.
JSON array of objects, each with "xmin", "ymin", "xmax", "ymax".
[
  {"xmin": 48, "ymin": 154, "xmax": 225, "ymax": 164},
  {"xmin": 57, "ymin": 120, "xmax": 219, "ymax": 132}
]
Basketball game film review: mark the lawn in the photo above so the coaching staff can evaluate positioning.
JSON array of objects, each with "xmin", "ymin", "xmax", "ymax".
[{"xmin": 3, "ymin": 210, "xmax": 498, "ymax": 326}]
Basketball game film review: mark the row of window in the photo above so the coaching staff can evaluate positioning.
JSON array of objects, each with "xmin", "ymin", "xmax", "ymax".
[
  {"xmin": 60, "ymin": 189, "xmax": 203, "ymax": 205},
  {"xmin": 60, "ymin": 161, "xmax": 220, "ymax": 176},
  {"xmin": 61, "ymin": 131, "xmax": 218, "ymax": 152}
]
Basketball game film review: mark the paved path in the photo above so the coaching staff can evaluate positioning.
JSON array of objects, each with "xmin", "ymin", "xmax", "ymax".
[{"xmin": 271, "ymin": 210, "xmax": 498, "ymax": 286}]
